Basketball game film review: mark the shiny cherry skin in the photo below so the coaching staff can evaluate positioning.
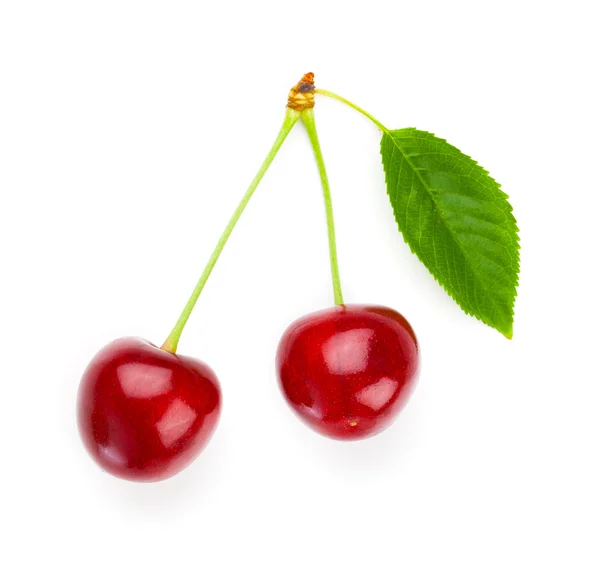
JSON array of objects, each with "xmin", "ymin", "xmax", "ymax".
[
  {"xmin": 77, "ymin": 338, "xmax": 221, "ymax": 482},
  {"xmin": 277, "ymin": 305, "xmax": 419, "ymax": 440}
]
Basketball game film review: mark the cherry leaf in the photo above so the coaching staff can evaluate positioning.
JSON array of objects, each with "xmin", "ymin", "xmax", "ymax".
[{"xmin": 380, "ymin": 128, "xmax": 519, "ymax": 338}]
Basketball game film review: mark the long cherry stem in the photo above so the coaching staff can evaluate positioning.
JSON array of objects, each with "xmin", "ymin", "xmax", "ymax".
[
  {"xmin": 161, "ymin": 108, "xmax": 301, "ymax": 353},
  {"xmin": 315, "ymin": 89, "xmax": 388, "ymax": 133},
  {"xmin": 301, "ymin": 108, "xmax": 344, "ymax": 306}
]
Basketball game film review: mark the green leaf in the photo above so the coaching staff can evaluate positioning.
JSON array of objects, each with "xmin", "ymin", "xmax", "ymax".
[{"xmin": 380, "ymin": 128, "xmax": 519, "ymax": 338}]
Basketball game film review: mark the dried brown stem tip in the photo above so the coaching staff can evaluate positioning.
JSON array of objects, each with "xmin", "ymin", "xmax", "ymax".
[{"xmin": 287, "ymin": 72, "xmax": 315, "ymax": 111}]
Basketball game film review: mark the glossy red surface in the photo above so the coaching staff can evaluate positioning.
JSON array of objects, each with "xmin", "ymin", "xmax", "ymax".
[
  {"xmin": 277, "ymin": 305, "xmax": 419, "ymax": 440},
  {"xmin": 77, "ymin": 338, "xmax": 221, "ymax": 482}
]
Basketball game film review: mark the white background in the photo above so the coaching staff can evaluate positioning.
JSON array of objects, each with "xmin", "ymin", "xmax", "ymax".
[{"xmin": 1, "ymin": 1, "xmax": 598, "ymax": 573}]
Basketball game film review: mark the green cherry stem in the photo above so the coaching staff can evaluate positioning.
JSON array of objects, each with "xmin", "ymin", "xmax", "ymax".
[
  {"xmin": 161, "ymin": 107, "xmax": 301, "ymax": 353},
  {"xmin": 315, "ymin": 88, "xmax": 389, "ymax": 134},
  {"xmin": 301, "ymin": 108, "xmax": 345, "ymax": 306}
]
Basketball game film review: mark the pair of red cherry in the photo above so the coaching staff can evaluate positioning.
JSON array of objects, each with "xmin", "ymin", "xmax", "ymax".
[
  {"xmin": 78, "ymin": 304, "xmax": 419, "ymax": 482},
  {"xmin": 77, "ymin": 73, "xmax": 420, "ymax": 482}
]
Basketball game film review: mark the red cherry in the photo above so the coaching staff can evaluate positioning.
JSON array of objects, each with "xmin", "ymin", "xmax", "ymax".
[
  {"xmin": 77, "ymin": 338, "xmax": 221, "ymax": 482},
  {"xmin": 277, "ymin": 305, "xmax": 419, "ymax": 440}
]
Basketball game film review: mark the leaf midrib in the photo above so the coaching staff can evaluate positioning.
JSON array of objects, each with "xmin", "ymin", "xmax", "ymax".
[{"xmin": 383, "ymin": 131, "xmax": 511, "ymax": 326}]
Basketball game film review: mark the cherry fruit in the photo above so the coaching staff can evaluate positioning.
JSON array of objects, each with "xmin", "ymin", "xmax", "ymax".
[
  {"xmin": 277, "ymin": 305, "xmax": 419, "ymax": 440},
  {"xmin": 77, "ymin": 338, "xmax": 221, "ymax": 482},
  {"xmin": 76, "ymin": 101, "xmax": 304, "ymax": 481}
]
